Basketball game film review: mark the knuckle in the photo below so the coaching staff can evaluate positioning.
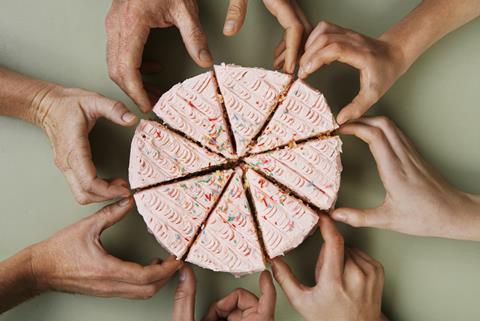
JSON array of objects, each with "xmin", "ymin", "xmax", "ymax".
[
  {"xmin": 329, "ymin": 42, "xmax": 343, "ymax": 53},
  {"xmin": 291, "ymin": 22, "xmax": 304, "ymax": 34},
  {"xmin": 187, "ymin": 27, "xmax": 205, "ymax": 42},
  {"xmin": 227, "ymin": 2, "xmax": 245, "ymax": 17},
  {"xmin": 331, "ymin": 233, "xmax": 344, "ymax": 249},
  {"xmin": 75, "ymin": 193, "xmax": 91, "ymax": 205},
  {"xmin": 369, "ymin": 127, "xmax": 385, "ymax": 143}
]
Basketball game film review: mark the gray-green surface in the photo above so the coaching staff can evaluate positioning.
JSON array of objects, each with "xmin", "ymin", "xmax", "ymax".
[{"xmin": 1, "ymin": 1, "xmax": 480, "ymax": 320}]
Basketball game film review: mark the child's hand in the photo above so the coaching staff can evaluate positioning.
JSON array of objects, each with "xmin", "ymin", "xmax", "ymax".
[
  {"xmin": 171, "ymin": 267, "xmax": 276, "ymax": 321},
  {"xmin": 272, "ymin": 215, "xmax": 387, "ymax": 321}
]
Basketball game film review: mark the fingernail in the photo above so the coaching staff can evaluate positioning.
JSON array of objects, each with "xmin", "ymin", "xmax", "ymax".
[
  {"xmin": 122, "ymin": 112, "xmax": 137, "ymax": 123},
  {"xmin": 179, "ymin": 268, "xmax": 187, "ymax": 282},
  {"xmin": 332, "ymin": 212, "xmax": 346, "ymax": 222},
  {"xmin": 337, "ymin": 114, "xmax": 347, "ymax": 125},
  {"xmin": 118, "ymin": 198, "xmax": 130, "ymax": 207},
  {"xmin": 304, "ymin": 61, "xmax": 312, "ymax": 73},
  {"xmin": 298, "ymin": 67, "xmax": 305, "ymax": 78},
  {"xmin": 199, "ymin": 49, "xmax": 212, "ymax": 63},
  {"xmin": 224, "ymin": 20, "xmax": 236, "ymax": 33}
]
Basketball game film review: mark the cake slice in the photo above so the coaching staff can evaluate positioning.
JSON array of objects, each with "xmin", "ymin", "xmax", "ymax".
[
  {"xmin": 134, "ymin": 170, "xmax": 234, "ymax": 258},
  {"xmin": 186, "ymin": 168, "xmax": 265, "ymax": 276},
  {"xmin": 245, "ymin": 169, "xmax": 319, "ymax": 258},
  {"xmin": 214, "ymin": 63, "xmax": 292, "ymax": 156},
  {"xmin": 245, "ymin": 137, "xmax": 342, "ymax": 211},
  {"xmin": 153, "ymin": 71, "xmax": 235, "ymax": 158},
  {"xmin": 129, "ymin": 120, "xmax": 227, "ymax": 189},
  {"xmin": 250, "ymin": 79, "xmax": 338, "ymax": 153}
]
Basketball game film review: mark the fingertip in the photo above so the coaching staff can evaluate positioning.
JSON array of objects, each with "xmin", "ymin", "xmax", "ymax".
[
  {"xmin": 331, "ymin": 210, "xmax": 348, "ymax": 223},
  {"xmin": 198, "ymin": 49, "xmax": 213, "ymax": 68},
  {"xmin": 117, "ymin": 196, "xmax": 133, "ymax": 208},
  {"xmin": 121, "ymin": 111, "xmax": 139, "ymax": 126}
]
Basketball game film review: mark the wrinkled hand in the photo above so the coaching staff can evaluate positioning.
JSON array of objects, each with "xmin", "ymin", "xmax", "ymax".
[
  {"xmin": 298, "ymin": 21, "xmax": 407, "ymax": 124},
  {"xmin": 30, "ymin": 198, "xmax": 183, "ymax": 299},
  {"xmin": 222, "ymin": 0, "xmax": 311, "ymax": 73},
  {"xmin": 272, "ymin": 215, "xmax": 387, "ymax": 321},
  {"xmin": 106, "ymin": 0, "xmax": 212, "ymax": 112},
  {"xmin": 170, "ymin": 266, "xmax": 275, "ymax": 321},
  {"xmin": 332, "ymin": 116, "xmax": 480, "ymax": 241},
  {"xmin": 40, "ymin": 86, "xmax": 137, "ymax": 205}
]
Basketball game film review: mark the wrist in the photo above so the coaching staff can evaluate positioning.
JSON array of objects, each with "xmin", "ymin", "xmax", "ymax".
[
  {"xmin": 28, "ymin": 241, "xmax": 54, "ymax": 292},
  {"xmin": 30, "ymin": 83, "xmax": 62, "ymax": 131},
  {"xmin": 378, "ymin": 33, "xmax": 411, "ymax": 78}
]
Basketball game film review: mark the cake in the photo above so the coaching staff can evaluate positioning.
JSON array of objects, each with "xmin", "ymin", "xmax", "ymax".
[
  {"xmin": 186, "ymin": 168, "xmax": 266, "ymax": 276},
  {"xmin": 214, "ymin": 63, "xmax": 292, "ymax": 156},
  {"xmin": 153, "ymin": 71, "xmax": 235, "ymax": 158},
  {"xmin": 245, "ymin": 169, "xmax": 319, "ymax": 258},
  {"xmin": 245, "ymin": 137, "xmax": 342, "ymax": 211},
  {"xmin": 134, "ymin": 170, "xmax": 233, "ymax": 258},
  {"xmin": 129, "ymin": 64, "xmax": 343, "ymax": 276},
  {"xmin": 250, "ymin": 79, "xmax": 338, "ymax": 153},
  {"xmin": 129, "ymin": 120, "xmax": 227, "ymax": 189}
]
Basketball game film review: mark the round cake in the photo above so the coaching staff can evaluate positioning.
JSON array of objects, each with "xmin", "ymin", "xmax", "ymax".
[{"xmin": 129, "ymin": 63, "xmax": 342, "ymax": 276}]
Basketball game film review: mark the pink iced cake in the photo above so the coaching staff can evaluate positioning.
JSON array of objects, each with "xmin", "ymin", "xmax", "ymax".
[
  {"xmin": 250, "ymin": 79, "xmax": 338, "ymax": 153},
  {"xmin": 214, "ymin": 63, "xmax": 292, "ymax": 156},
  {"xmin": 245, "ymin": 168, "xmax": 319, "ymax": 258},
  {"xmin": 245, "ymin": 137, "xmax": 342, "ymax": 211},
  {"xmin": 129, "ymin": 120, "xmax": 226, "ymax": 189},
  {"xmin": 153, "ymin": 71, "xmax": 235, "ymax": 158},
  {"xmin": 134, "ymin": 170, "xmax": 233, "ymax": 258},
  {"xmin": 129, "ymin": 64, "xmax": 342, "ymax": 276}
]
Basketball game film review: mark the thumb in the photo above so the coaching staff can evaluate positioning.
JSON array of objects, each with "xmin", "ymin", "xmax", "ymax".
[
  {"xmin": 174, "ymin": 3, "xmax": 212, "ymax": 68},
  {"xmin": 331, "ymin": 206, "xmax": 387, "ymax": 228},
  {"xmin": 223, "ymin": 0, "xmax": 248, "ymax": 36},
  {"xmin": 89, "ymin": 95, "xmax": 138, "ymax": 127},
  {"xmin": 172, "ymin": 265, "xmax": 196, "ymax": 321},
  {"xmin": 91, "ymin": 197, "xmax": 134, "ymax": 232},
  {"xmin": 336, "ymin": 90, "xmax": 376, "ymax": 125}
]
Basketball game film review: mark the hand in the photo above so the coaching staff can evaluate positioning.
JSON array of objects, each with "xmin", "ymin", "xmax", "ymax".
[
  {"xmin": 332, "ymin": 116, "xmax": 480, "ymax": 241},
  {"xmin": 272, "ymin": 215, "xmax": 387, "ymax": 321},
  {"xmin": 203, "ymin": 271, "xmax": 276, "ymax": 321},
  {"xmin": 106, "ymin": 0, "xmax": 213, "ymax": 112},
  {"xmin": 40, "ymin": 86, "xmax": 137, "ymax": 204},
  {"xmin": 298, "ymin": 21, "xmax": 407, "ymax": 124},
  {"xmin": 30, "ymin": 198, "xmax": 183, "ymax": 299},
  {"xmin": 222, "ymin": 0, "xmax": 311, "ymax": 74}
]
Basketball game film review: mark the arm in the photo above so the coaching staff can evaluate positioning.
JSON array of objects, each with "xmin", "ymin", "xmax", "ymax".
[
  {"xmin": 272, "ymin": 215, "xmax": 387, "ymax": 321},
  {"xmin": 0, "ymin": 198, "xmax": 182, "ymax": 314},
  {"xmin": 332, "ymin": 116, "xmax": 480, "ymax": 241},
  {"xmin": 299, "ymin": 0, "xmax": 480, "ymax": 124},
  {"xmin": 0, "ymin": 67, "xmax": 136, "ymax": 204},
  {"xmin": 0, "ymin": 248, "xmax": 38, "ymax": 313}
]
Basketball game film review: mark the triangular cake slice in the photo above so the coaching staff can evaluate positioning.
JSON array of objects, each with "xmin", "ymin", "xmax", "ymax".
[
  {"xmin": 134, "ymin": 170, "xmax": 234, "ymax": 258},
  {"xmin": 245, "ymin": 137, "xmax": 342, "ymax": 210},
  {"xmin": 129, "ymin": 120, "xmax": 227, "ymax": 189},
  {"xmin": 245, "ymin": 169, "xmax": 319, "ymax": 258},
  {"xmin": 250, "ymin": 79, "xmax": 338, "ymax": 153},
  {"xmin": 186, "ymin": 168, "xmax": 265, "ymax": 276},
  {"xmin": 214, "ymin": 63, "xmax": 292, "ymax": 156},
  {"xmin": 153, "ymin": 71, "xmax": 235, "ymax": 158}
]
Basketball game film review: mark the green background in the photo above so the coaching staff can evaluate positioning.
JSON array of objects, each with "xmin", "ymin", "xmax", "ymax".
[{"xmin": 1, "ymin": 1, "xmax": 480, "ymax": 320}]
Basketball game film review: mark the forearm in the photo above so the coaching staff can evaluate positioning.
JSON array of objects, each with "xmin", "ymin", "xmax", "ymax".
[
  {"xmin": 0, "ymin": 67, "xmax": 57, "ymax": 127},
  {"xmin": 380, "ymin": 0, "xmax": 480, "ymax": 70},
  {"xmin": 0, "ymin": 246, "xmax": 42, "ymax": 313},
  {"xmin": 460, "ymin": 193, "xmax": 480, "ymax": 241}
]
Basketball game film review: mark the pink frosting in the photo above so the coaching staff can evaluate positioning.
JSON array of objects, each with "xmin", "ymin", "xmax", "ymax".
[
  {"xmin": 214, "ymin": 63, "xmax": 292, "ymax": 156},
  {"xmin": 250, "ymin": 79, "xmax": 338, "ymax": 153},
  {"xmin": 186, "ymin": 168, "xmax": 265, "ymax": 276},
  {"xmin": 245, "ymin": 137, "xmax": 342, "ymax": 210},
  {"xmin": 129, "ymin": 120, "xmax": 227, "ymax": 189},
  {"xmin": 246, "ymin": 169, "xmax": 318, "ymax": 258},
  {"xmin": 134, "ymin": 170, "xmax": 233, "ymax": 258},
  {"xmin": 153, "ymin": 71, "xmax": 235, "ymax": 158}
]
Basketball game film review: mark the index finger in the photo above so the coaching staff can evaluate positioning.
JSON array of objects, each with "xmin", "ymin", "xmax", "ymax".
[
  {"xmin": 116, "ymin": 19, "xmax": 151, "ymax": 112},
  {"xmin": 67, "ymin": 139, "xmax": 130, "ymax": 202},
  {"xmin": 263, "ymin": 0, "xmax": 304, "ymax": 74},
  {"xmin": 316, "ymin": 215, "xmax": 345, "ymax": 281},
  {"xmin": 105, "ymin": 255, "xmax": 183, "ymax": 286},
  {"xmin": 258, "ymin": 271, "xmax": 276, "ymax": 316}
]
